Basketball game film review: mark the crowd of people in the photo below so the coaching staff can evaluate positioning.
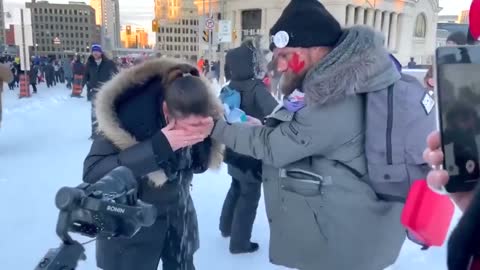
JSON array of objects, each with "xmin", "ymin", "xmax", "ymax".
[{"xmin": 1, "ymin": 0, "xmax": 479, "ymax": 269}]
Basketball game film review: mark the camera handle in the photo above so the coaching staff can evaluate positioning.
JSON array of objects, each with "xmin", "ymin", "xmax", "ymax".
[{"xmin": 35, "ymin": 187, "xmax": 88, "ymax": 269}]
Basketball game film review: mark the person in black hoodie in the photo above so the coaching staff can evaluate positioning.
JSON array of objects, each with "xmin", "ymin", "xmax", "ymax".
[
  {"xmin": 219, "ymin": 38, "xmax": 278, "ymax": 254},
  {"xmin": 29, "ymin": 64, "xmax": 39, "ymax": 93},
  {"xmin": 83, "ymin": 57, "xmax": 224, "ymax": 270},
  {"xmin": 83, "ymin": 44, "xmax": 118, "ymax": 139}
]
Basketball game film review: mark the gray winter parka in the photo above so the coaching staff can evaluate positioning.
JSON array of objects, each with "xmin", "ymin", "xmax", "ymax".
[{"xmin": 211, "ymin": 26, "xmax": 406, "ymax": 270}]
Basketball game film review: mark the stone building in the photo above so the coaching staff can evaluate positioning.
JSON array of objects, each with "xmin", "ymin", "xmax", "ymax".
[{"xmin": 26, "ymin": 1, "xmax": 97, "ymax": 58}]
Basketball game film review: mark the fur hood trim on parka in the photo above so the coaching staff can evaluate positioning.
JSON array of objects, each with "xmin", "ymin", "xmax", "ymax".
[
  {"xmin": 94, "ymin": 58, "xmax": 224, "ymax": 187},
  {"xmin": 0, "ymin": 63, "xmax": 14, "ymax": 128},
  {"xmin": 303, "ymin": 26, "xmax": 401, "ymax": 105}
]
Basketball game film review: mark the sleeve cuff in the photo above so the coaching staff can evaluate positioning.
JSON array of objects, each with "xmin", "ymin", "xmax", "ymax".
[{"xmin": 211, "ymin": 117, "xmax": 229, "ymax": 141}]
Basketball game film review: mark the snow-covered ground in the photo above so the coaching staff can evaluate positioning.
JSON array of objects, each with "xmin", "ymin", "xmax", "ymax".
[{"xmin": 0, "ymin": 83, "xmax": 462, "ymax": 270}]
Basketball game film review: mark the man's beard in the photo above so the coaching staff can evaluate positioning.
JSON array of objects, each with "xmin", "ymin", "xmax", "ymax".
[{"xmin": 279, "ymin": 71, "xmax": 305, "ymax": 96}]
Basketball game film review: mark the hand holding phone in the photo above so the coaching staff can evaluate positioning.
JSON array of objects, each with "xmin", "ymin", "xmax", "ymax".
[
  {"xmin": 424, "ymin": 131, "xmax": 475, "ymax": 211},
  {"xmin": 435, "ymin": 46, "xmax": 480, "ymax": 194}
]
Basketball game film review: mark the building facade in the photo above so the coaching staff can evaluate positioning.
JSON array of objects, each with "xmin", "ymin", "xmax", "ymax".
[
  {"xmin": 154, "ymin": 0, "xmax": 200, "ymax": 62},
  {"xmin": 26, "ymin": 1, "xmax": 97, "ymax": 57},
  {"xmin": 121, "ymin": 25, "xmax": 149, "ymax": 49},
  {"xmin": 222, "ymin": 0, "xmax": 441, "ymax": 65},
  {"xmin": 459, "ymin": 10, "xmax": 469, "ymax": 24},
  {"xmin": 5, "ymin": 24, "xmax": 14, "ymax": 46},
  {"xmin": 90, "ymin": 0, "xmax": 121, "ymax": 51},
  {"xmin": 0, "ymin": 0, "xmax": 6, "ymax": 47}
]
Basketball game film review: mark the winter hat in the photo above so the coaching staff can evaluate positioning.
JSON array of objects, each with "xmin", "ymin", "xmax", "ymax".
[
  {"xmin": 269, "ymin": 0, "xmax": 342, "ymax": 51},
  {"xmin": 91, "ymin": 44, "xmax": 103, "ymax": 53},
  {"xmin": 446, "ymin": 31, "xmax": 468, "ymax": 45}
]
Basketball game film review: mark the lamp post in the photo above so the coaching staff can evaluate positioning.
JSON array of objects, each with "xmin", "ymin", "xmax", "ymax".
[{"xmin": 34, "ymin": 43, "xmax": 38, "ymax": 57}]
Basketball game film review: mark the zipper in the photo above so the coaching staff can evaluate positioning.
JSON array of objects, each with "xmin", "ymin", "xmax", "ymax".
[{"xmin": 386, "ymin": 84, "xmax": 394, "ymax": 165}]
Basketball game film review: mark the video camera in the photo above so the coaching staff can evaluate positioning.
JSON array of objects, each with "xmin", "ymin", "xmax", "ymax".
[{"xmin": 35, "ymin": 166, "xmax": 157, "ymax": 270}]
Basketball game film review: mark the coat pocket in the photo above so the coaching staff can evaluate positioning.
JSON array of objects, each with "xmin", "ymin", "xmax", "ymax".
[
  {"xmin": 367, "ymin": 163, "xmax": 410, "ymax": 201},
  {"xmin": 270, "ymin": 170, "xmax": 331, "ymax": 268}
]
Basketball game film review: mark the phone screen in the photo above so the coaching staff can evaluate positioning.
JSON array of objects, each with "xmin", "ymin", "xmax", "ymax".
[{"xmin": 436, "ymin": 46, "xmax": 480, "ymax": 193}]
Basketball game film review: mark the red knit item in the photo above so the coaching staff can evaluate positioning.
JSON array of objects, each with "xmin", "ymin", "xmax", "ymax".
[{"xmin": 470, "ymin": 0, "xmax": 480, "ymax": 40}]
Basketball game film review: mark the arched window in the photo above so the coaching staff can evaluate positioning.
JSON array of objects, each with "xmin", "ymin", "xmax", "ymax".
[{"xmin": 414, "ymin": 13, "xmax": 427, "ymax": 38}]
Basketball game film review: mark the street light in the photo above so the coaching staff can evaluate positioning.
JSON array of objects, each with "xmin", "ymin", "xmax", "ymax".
[{"xmin": 34, "ymin": 43, "xmax": 38, "ymax": 57}]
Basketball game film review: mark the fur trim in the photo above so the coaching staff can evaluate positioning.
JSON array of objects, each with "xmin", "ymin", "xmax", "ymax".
[
  {"xmin": 0, "ymin": 64, "xmax": 11, "ymax": 128},
  {"xmin": 94, "ymin": 58, "xmax": 224, "ymax": 188},
  {"xmin": 302, "ymin": 26, "xmax": 400, "ymax": 105}
]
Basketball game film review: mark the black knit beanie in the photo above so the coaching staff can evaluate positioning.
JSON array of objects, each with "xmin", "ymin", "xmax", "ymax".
[{"xmin": 269, "ymin": 0, "xmax": 343, "ymax": 51}]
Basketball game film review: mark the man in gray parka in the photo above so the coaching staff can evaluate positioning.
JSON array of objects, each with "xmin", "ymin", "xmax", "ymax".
[{"xmin": 210, "ymin": 0, "xmax": 406, "ymax": 269}]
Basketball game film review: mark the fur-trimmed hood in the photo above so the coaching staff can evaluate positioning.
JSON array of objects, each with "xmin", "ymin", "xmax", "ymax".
[
  {"xmin": 94, "ymin": 58, "xmax": 224, "ymax": 187},
  {"xmin": 303, "ymin": 26, "xmax": 401, "ymax": 105}
]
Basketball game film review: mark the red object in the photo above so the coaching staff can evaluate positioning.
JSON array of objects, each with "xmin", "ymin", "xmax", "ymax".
[
  {"xmin": 19, "ymin": 74, "xmax": 30, "ymax": 98},
  {"xmin": 5, "ymin": 24, "xmax": 15, "ymax": 46},
  {"xmin": 470, "ymin": 0, "xmax": 480, "ymax": 40},
  {"xmin": 288, "ymin": 52, "xmax": 305, "ymax": 74},
  {"xmin": 401, "ymin": 180, "xmax": 455, "ymax": 247},
  {"xmin": 263, "ymin": 76, "xmax": 271, "ymax": 87}
]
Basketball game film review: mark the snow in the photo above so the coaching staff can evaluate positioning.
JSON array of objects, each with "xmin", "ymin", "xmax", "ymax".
[{"xmin": 0, "ymin": 83, "xmax": 462, "ymax": 270}]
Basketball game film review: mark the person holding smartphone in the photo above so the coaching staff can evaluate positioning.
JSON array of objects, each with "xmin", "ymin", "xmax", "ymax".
[{"xmin": 424, "ymin": 131, "xmax": 480, "ymax": 270}]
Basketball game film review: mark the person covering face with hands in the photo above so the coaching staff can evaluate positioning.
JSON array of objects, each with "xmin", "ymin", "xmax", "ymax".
[
  {"xmin": 83, "ymin": 58, "xmax": 223, "ymax": 270},
  {"xmin": 209, "ymin": 0, "xmax": 407, "ymax": 269}
]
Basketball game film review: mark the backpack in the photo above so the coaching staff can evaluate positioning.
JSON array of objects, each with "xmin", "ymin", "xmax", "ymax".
[{"xmin": 339, "ymin": 73, "xmax": 436, "ymax": 202}]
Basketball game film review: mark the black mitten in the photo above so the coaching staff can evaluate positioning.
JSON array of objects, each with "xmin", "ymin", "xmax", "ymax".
[{"xmin": 447, "ymin": 183, "xmax": 480, "ymax": 270}]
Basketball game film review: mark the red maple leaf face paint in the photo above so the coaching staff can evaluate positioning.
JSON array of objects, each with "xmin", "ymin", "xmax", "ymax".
[{"xmin": 288, "ymin": 52, "xmax": 305, "ymax": 74}]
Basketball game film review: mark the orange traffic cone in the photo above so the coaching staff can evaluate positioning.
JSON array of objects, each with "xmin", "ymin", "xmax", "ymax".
[
  {"xmin": 19, "ymin": 74, "xmax": 30, "ymax": 98},
  {"xmin": 71, "ymin": 74, "xmax": 83, "ymax": 97}
]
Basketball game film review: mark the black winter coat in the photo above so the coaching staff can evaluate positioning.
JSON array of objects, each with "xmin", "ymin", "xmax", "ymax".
[
  {"xmin": 83, "ymin": 57, "xmax": 224, "ymax": 209},
  {"xmin": 29, "ymin": 66, "xmax": 38, "ymax": 83},
  {"xmin": 223, "ymin": 42, "xmax": 278, "ymax": 181},
  {"xmin": 83, "ymin": 58, "xmax": 224, "ymax": 253},
  {"xmin": 83, "ymin": 55, "xmax": 118, "ymax": 92},
  {"xmin": 72, "ymin": 61, "xmax": 85, "ymax": 76}
]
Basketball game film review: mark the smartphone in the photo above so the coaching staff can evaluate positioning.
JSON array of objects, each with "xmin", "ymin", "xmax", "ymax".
[{"xmin": 435, "ymin": 45, "xmax": 480, "ymax": 193}]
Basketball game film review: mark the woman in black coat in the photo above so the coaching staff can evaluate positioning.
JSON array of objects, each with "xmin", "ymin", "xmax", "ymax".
[{"xmin": 83, "ymin": 58, "xmax": 224, "ymax": 270}]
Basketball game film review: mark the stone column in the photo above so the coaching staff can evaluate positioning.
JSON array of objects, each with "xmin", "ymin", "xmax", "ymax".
[
  {"xmin": 389, "ymin": 13, "xmax": 398, "ymax": 51},
  {"xmin": 355, "ymin": 7, "xmax": 365, "ymax": 25},
  {"xmin": 346, "ymin": 5, "xmax": 355, "ymax": 26},
  {"xmin": 366, "ymin": 8, "xmax": 375, "ymax": 27},
  {"xmin": 261, "ymin": 8, "xmax": 267, "ymax": 33},
  {"xmin": 374, "ymin": 10, "xmax": 382, "ymax": 31},
  {"xmin": 382, "ymin": 11, "xmax": 391, "ymax": 47}
]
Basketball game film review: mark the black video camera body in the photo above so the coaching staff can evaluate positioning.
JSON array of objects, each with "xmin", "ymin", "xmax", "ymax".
[
  {"xmin": 36, "ymin": 166, "xmax": 157, "ymax": 270},
  {"xmin": 57, "ymin": 167, "xmax": 156, "ymax": 239}
]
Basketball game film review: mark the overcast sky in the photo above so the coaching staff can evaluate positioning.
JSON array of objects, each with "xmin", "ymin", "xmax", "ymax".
[{"xmin": 3, "ymin": 0, "xmax": 474, "ymax": 44}]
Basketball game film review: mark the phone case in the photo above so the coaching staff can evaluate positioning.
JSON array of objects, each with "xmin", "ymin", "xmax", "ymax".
[{"xmin": 401, "ymin": 180, "xmax": 454, "ymax": 247}]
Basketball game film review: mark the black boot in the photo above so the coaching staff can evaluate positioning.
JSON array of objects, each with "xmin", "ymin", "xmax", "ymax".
[{"xmin": 230, "ymin": 242, "xmax": 259, "ymax": 254}]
